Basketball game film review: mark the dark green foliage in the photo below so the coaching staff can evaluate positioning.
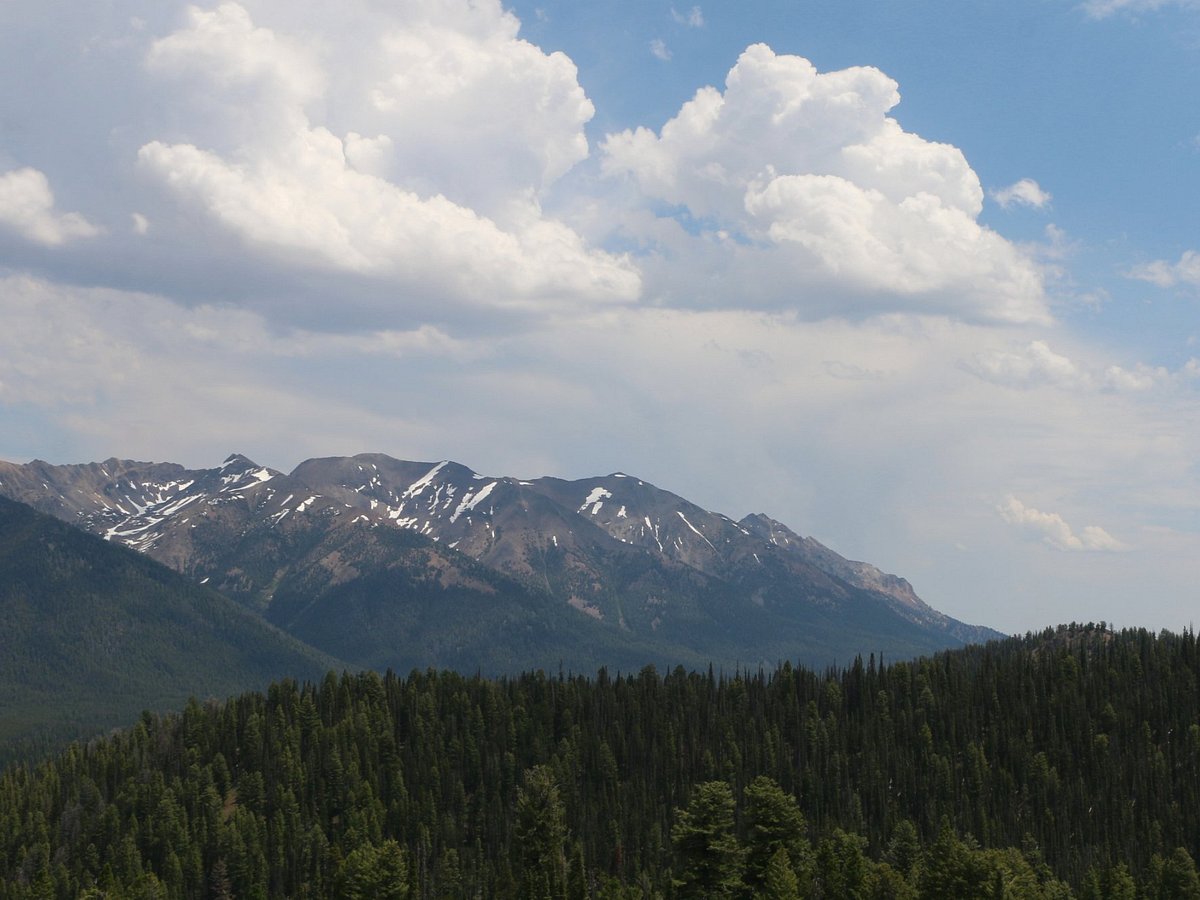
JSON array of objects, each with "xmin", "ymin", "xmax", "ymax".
[
  {"xmin": 671, "ymin": 781, "xmax": 745, "ymax": 897},
  {"xmin": 884, "ymin": 820, "xmax": 921, "ymax": 879},
  {"xmin": 0, "ymin": 623, "xmax": 1197, "ymax": 897},
  {"xmin": 815, "ymin": 829, "xmax": 871, "ymax": 899},
  {"xmin": 762, "ymin": 847, "xmax": 801, "ymax": 899},
  {"xmin": 336, "ymin": 840, "xmax": 409, "ymax": 899},
  {"xmin": 1146, "ymin": 847, "xmax": 1200, "ymax": 900},
  {"xmin": 743, "ymin": 774, "xmax": 811, "ymax": 892},
  {"xmin": 514, "ymin": 766, "xmax": 568, "ymax": 898}
]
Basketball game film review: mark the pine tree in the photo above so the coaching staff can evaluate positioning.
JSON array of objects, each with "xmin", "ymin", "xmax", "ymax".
[
  {"xmin": 1102, "ymin": 863, "xmax": 1137, "ymax": 900},
  {"xmin": 814, "ymin": 829, "xmax": 871, "ymax": 900},
  {"xmin": 743, "ymin": 775, "xmax": 810, "ymax": 892},
  {"xmin": 671, "ymin": 781, "xmax": 745, "ymax": 898},
  {"xmin": 883, "ymin": 820, "xmax": 920, "ymax": 879},
  {"xmin": 515, "ymin": 765, "xmax": 568, "ymax": 898},
  {"xmin": 1157, "ymin": 847, "xmax": 1200, "ymax": 899},
  {"xmin": 761, "ymin": 847, "xmax": 800, "ymax": 900},
  {"xmin": 567, "ymin": 840, "xmax": 588, "ymax": 900},
  {"xmin": 208, "ymin": 858, "xmax": 234, "ymax": 900},
  {"xmin": 337, "ymin": 840, "xmax": 410, "ymax": 900}
]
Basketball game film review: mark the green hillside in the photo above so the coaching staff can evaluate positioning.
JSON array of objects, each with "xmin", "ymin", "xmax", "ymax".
[{"xmin": 0, "ymin": 496, "xmax": 338, "ymax": 763}]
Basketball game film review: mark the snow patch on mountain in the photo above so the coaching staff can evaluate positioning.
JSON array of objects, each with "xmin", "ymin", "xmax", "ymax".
[
  {"xmin": 404, "ymin": 461, "xmax": 449, "ymax": 499},
  {"xmin": 579, "ymin": 487, "xmax": 613, "ymax": 515},
  {"xmin": 451, "ymin": 481, "xmax": 497, "ymax": 523},
  {"xmin": 676, "ymin": 511, "xmax": 717, "ymax": 552}
]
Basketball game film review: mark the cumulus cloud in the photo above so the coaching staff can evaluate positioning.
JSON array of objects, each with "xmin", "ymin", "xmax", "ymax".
[
  {"xmin": 998, "ymin": 496, "xmax": 1125, "ymax": 552},
  {"xmin": 601, "ymin": 44, "xmax": 1048, "ymax": 323},
  {"xmin": 0, "ymin": 168, "xmax": 99, "ymax": 246},
  {"xmin": 1127, "ymin": 250, "xmax": 1200, "ymax": 289},
  {"xmin": 357, "ymin": 2, "xmax": 596, "ymax": 204},
  {"xmin": 148, "ymin": 3, "xmax": 322, "ymax": 109},
  {"xmin": 136, "ymin": 136, "xmax": 638, "ymax": 308},
  {"xmin": 991, "ymin": 178, "xmax": 1052, "ymax": 210},
  {"xmin": 136, "ymin": 1, "xmax": 639, "ymax": 314}
]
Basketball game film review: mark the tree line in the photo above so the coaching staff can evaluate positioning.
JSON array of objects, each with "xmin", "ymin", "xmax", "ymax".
[{"xmin": 1, "ymin": 623, "xmax": 1198, "ymax": 897}]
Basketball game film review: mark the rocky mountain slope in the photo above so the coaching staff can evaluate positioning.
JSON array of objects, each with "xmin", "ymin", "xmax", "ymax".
[{"xmin": 0, "ymin": 453, "xmax": 1001, "ymax": 671}]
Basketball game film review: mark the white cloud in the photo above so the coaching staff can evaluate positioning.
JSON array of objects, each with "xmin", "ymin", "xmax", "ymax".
[
  {"xmin": 650, "ymin": 39, "xmax": 672, "ymax": 61},
  {"xmin": 137, "ymin": 136, "xmax": 638, "ymax": 309},
  {"xmin": 968, "ymin": 340, "xmax": 1084, "ymax": 388},
  {"xmin": 148, "ymin": 3, "xmax": 322, "ymax": 107},
  {"xmin": 361, "ymin": 4, "xmax": 596, "ymax": 204},
  {"xmin": 991, "ymin": 178, "xmax": 1052, "ymax": 210},
  {"xmin": 136, "ymin": 1, "xmax": 639, "ymax": 313},
  {"xmin": 601, "ymin": 44, "xmax": 1048, "ymax": 324},
  {"xmin": 1127, "ymin": 250, "xmax": 1200, "ymax": 289},
  {"xmin": 0, "ymin": 168, "xmax": 99, "ymax": 246},
  {"xmin": 671, "ymin": 6, "xmax": 705, "ymax": 27},
  {"xmin": 998, "ymin": 496, "xmax": 1125, "ymax": 552},
  {"xmin": 967, "ymin": 339, "xmax": 1171, "ymax": 392}
]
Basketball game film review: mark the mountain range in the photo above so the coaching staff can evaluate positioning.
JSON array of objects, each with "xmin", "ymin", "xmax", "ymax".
[{"xmin": 0, "ymin": 452, "xmax": 1001, "ymax": 679}]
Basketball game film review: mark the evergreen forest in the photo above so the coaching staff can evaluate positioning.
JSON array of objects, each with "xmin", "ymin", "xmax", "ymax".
[{"xmin": 2, "ymin": 624, "xmax": 1199, "ymax": 898}]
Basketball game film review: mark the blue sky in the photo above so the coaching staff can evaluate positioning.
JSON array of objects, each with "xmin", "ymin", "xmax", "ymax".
[{"xmin": 0, "ymin": 0, "xmax": 1197, "ymax": 635}]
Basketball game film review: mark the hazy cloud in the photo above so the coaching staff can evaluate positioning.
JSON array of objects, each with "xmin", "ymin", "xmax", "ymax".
[
  {"xmin": 966, "ymin": 340, "xmax": 1170, "ymax": 392},
  {"xmin": 671, "ymin": 6, "xmax": 705, "ymax": 27},
  {"xmin": 968, "ymin": 340, "xmax": 1084, "ymax": 388},
  {"xmin": 3, "ymin": 268, "xmax": 1197, "ymax": 631},
  {"xmin": 1127, "ymin": 250, "xmax": 1200, "ymax": 288},
  {"xmin": 650, "ymin": 39, "xmax": 672, "ymax": 61},
  {"xmin": 998, "ymin": 496, "xmax": 1124, "ymax": 552},
  {"xmin": 1081, "ymin": 0, "xmax": 1199, "ymax": 18}
]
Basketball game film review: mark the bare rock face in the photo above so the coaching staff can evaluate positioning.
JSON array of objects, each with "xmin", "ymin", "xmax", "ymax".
[{"xmin": 0, "ymin": 452, "xmax": 1002, "ymax": 672}]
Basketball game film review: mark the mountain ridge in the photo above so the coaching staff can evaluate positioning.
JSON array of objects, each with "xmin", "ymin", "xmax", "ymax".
[{"xmin": 0, "ymin": 451, "xmax": 1002, "ymax": 672}]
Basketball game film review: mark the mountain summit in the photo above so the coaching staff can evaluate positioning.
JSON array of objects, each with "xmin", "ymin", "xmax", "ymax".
[{"xmin": 0, "ymin": 453, "xmax": 1001, "ymax": 672}]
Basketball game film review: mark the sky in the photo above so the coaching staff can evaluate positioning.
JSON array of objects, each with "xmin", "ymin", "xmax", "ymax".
[{"xmin": 0, "ymin": 0, "xmax": 1197, "ymax": 636}]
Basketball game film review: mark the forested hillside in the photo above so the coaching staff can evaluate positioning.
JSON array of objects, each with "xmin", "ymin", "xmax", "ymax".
[
  {"xmin": 0, "ymin": 497, "xmax": 335, "ymax": 765},
  {"xmin": 2, "ymin": 625, "xmax": 1199, "ymax": 898}
]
